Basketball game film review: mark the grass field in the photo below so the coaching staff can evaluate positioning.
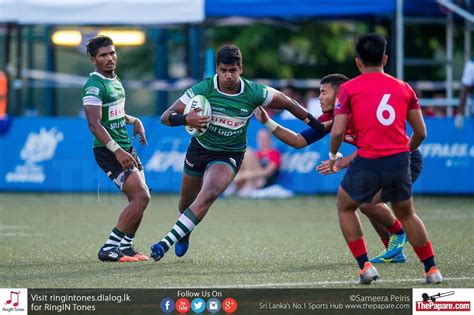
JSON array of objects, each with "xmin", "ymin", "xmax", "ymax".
[{"xmin": 0, "ymin": 193, "xmax": 473, "ymax": 288}]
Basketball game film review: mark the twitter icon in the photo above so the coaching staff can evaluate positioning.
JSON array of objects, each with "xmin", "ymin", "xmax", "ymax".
[{"xmin": 191, "ymin": 298, "xmax": 206, "ymax": 313}]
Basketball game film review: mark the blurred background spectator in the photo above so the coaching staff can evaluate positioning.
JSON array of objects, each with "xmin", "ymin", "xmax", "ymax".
[
  {"xmin": 455, "ymin": 59, "xmax": 474, "ymax": 128},
  {"xmin": 226, "ymin": 129, "xmax": 293, "ymax": 198},
  {"xmin": 422, "ymin": 92, "xmax": 448, "ymax": 118}
]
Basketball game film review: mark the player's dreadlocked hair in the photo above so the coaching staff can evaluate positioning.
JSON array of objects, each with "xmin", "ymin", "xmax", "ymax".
[
  {"xmin": 216, "ymin": 45, "xmax": 242, "ymax": 66},
  {"xmin": 86, "ymin": 35, "xmax": 114, "ymax": 57}
]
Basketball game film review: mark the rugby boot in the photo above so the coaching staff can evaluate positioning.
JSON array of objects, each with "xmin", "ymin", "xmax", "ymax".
[
  {"xmin": 358, "ymin": 262, "xmax": 379, "ymax": 285},
  {"xmin": 150, "ymin": 242, "xmax": 166, "ymax": 261},
  {"xmin": 372, "ymin": 232, "xmax": 406, "ymax": 261},
  {"xmin": 98, "ymin": 247, "xmax": 139, "ymax": 262},
  {"xmin": 425, "ymin": 266, "xmax": 443, "ymax": 284},
  {"xmin": 175, "ymin": 234, "xmax": 190, "ymax": 257},
  {"xmin": 370, "ymin": 252, "xmax": 407, "ymax": 264}
]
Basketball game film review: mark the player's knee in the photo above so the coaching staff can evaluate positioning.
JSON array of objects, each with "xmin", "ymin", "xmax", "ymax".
[
  {"xmin": 392, "ymin": 202, "xmax": 415, "ymax": 221},
  {"xmin": 134, "ymin": 189, "xmax": 150, "ymax": 210},
  {"xmin": 336, "ymin": 198, "xmax": 344, "ymax": 213},
  {"xmin": 336, "ymin": 197, "xmax": 348, "ymax": 213}
]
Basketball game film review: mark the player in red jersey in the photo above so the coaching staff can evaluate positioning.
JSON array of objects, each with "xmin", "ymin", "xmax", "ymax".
[
  {"xmin": 329, "ymin": 33, "xmax": 441, "ymax": 284},
  {"xmin": 255, "ymin": 74, "xmax": 412, "ymax": 264}
]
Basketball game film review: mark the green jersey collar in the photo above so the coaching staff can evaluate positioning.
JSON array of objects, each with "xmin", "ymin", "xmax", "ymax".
[
  {"xmin": 213, "ymin": 74, "xmax": 244, "ymax": 96},
  {"xmin": 90, "ymin": 71, "xmax": 117, "ymax": 81}
]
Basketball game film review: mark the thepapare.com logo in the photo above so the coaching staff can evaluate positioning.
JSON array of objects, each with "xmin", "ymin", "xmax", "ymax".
[{"xmin": 413, "ymin": 288, "xmax": 473, "ymax": 314}]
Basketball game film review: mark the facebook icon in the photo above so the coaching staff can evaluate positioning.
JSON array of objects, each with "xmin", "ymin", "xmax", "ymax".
[{"xmin": 160, "ymin": 298, "xmax": 175, "ymax": 313}]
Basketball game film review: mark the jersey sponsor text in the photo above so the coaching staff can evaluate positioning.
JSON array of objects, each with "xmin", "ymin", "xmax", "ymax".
[
  {"xmin": 108, "ymin": 103, "xmax": 125, "ymax": 120},
  {"xmin": 210, "ymin": 115, "xmax": 247, "ymax": 130}
]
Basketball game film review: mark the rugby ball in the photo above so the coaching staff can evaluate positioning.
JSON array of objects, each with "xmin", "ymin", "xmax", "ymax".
[{"xmin": 184, "ymin": 95, "xmax": 212, "ymax": 137}]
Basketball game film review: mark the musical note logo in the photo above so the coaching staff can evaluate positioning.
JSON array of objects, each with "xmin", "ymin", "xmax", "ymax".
[{"xmin": 5, "ymin": 290, "xmax": 20, "ymax": 307}]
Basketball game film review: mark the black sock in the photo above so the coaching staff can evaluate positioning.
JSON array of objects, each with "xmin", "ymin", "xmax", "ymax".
[
  {"xmin": 422, "ymin": 256, "xmax": 436, "ymax": 272},
  {"xmin": 356, "ymin": 254, "xmax": 369, "ymax": 269},
  {"xmin": 395, "ymin": 229, "xmax": 405, "ymax": 235}
]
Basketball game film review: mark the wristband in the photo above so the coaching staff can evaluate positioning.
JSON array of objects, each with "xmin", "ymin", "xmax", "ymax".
[
  {"xmin": 126, "ymin": 115, "xmax": 137, "ymax": 125},
  {"xmin": 304, "ymin": 113, "xmax": 324, "ymax": 133},
  {"xmin": 329, "ymin": 152, "xmax": 343, "ymax": 160},
  {"xmin": 168, "ymin": 113, "xmax": 187, "ymax": 126},
  {"xmin": 106, "ymin": 140, "xmax": 121, "ymax": 153},
  {"xmin": 264, "ymin": 119, "xmax": 278, "ymax": 132}
]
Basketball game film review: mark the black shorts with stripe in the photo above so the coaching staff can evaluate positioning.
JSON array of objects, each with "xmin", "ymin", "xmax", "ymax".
[
  {"xmin": 93, "ymin": 146, "xmax": 143, "ymax": 190},
  {"xmin": 183, "ymin": 138, "xmax": 244, "ymax": 177}
]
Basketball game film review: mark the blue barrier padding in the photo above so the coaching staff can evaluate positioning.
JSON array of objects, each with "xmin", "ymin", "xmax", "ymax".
[
  {"xmin": 0, "ymin": 116, "xmax": 473, "ymax": 194},
  {"xmin": 0, "ymin": 115, "xmax": 13, "ymax": 135}
]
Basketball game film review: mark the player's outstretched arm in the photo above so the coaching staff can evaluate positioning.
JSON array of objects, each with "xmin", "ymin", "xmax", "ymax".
[
  {"xmin": 266, "ymin": 89, "xmax": 324, "ymax": 133},
  {"xmin": 254, "ymin": 107, "xmax": 308, "ymax": 148},
  {"xmin": 84, "ymin": 105, "xmax": 138, "ymax": 170},
  {"xmin": 160, "ymin": 99, "xmax": 209, "ymax": 129},
  {"xmin": 407, "ymin": 109, "xmax": 427, "ymax": 151}
]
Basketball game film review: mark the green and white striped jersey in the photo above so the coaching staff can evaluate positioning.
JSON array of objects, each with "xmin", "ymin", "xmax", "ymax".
[
  {"xmin": 82, "ymin": 72, "xmax": 131, "ymax": 149},
  {"xmin": 180, "ymin": 75, "xmax": 274, "ymax": 152}
]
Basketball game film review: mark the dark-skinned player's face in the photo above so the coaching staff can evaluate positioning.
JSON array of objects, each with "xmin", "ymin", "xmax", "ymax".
[
  {"xmin": 216, "ymin": 63, "xmax": 242, "ymax": 91},
  {"xmin": 91, "ymin": 45, "xmax": 117, "ymax": 74}
]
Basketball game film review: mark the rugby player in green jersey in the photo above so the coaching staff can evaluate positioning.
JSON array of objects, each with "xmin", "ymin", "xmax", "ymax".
[
  {"xmin": 151, "ymin": 44, "xmax": 329, "ymax": 261},
  {"xmin": 82, "ymin": 35, "xmax": 150, "ymax": 262}
]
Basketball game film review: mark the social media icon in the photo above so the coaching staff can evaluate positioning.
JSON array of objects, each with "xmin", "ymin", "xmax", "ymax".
[
  {"xmin": 191, "ymin": 298, "xmax": 206, "ymax": 313},
  {"xmin": 222, "ymin": 298, "xmax": 238, "ymax": 314},
  {"xmin": 175, "ymin": 298, "xmax": 190, "ymax": 313},
  {"xmin": 207, "ymin": 298, "xmax": 221, "ymax": 313},
  {"xmin": 160, "ymin": 298, "xmax": 175, "ymax": 313}
]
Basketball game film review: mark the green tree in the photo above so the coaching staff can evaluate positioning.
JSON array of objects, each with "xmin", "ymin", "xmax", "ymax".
[{"xmin": 206, "ymin": 21, "xmax": 381, "ymax": 79}]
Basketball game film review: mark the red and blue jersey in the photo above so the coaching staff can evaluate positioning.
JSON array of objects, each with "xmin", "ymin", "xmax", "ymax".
[{"xmin": 335, "ymin": 72, "xmax": 420, "ymax": 159}]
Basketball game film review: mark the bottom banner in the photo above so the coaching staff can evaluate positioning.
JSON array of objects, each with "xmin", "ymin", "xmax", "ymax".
[
  {"xmin": 1, "ymin": 288, "xmax": 472, "ymax": 315},
  {"xmin": 0, "ymin": 288, "xmax": 418, "ymax": 315}
]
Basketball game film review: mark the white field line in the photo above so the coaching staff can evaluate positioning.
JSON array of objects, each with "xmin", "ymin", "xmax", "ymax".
[
  {"xmin": 0, "ymin": 232, "xmax": 43, "ymax": 237},
  {"xmin": 166, "ymin": 277, "xmax": 474, "ymax": 289},
  {"xmin": 0, "ymin": 225, "xmax": 28, "ymax": 231},
  {"xmin": 0, "ymin": 225, "xmax": 40, "ymax": 237}
]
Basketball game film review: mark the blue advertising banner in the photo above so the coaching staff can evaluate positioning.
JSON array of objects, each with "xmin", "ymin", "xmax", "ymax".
[{"xmin": 0, "ymin": 117, "xmax": 473, "ymax": 194}]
